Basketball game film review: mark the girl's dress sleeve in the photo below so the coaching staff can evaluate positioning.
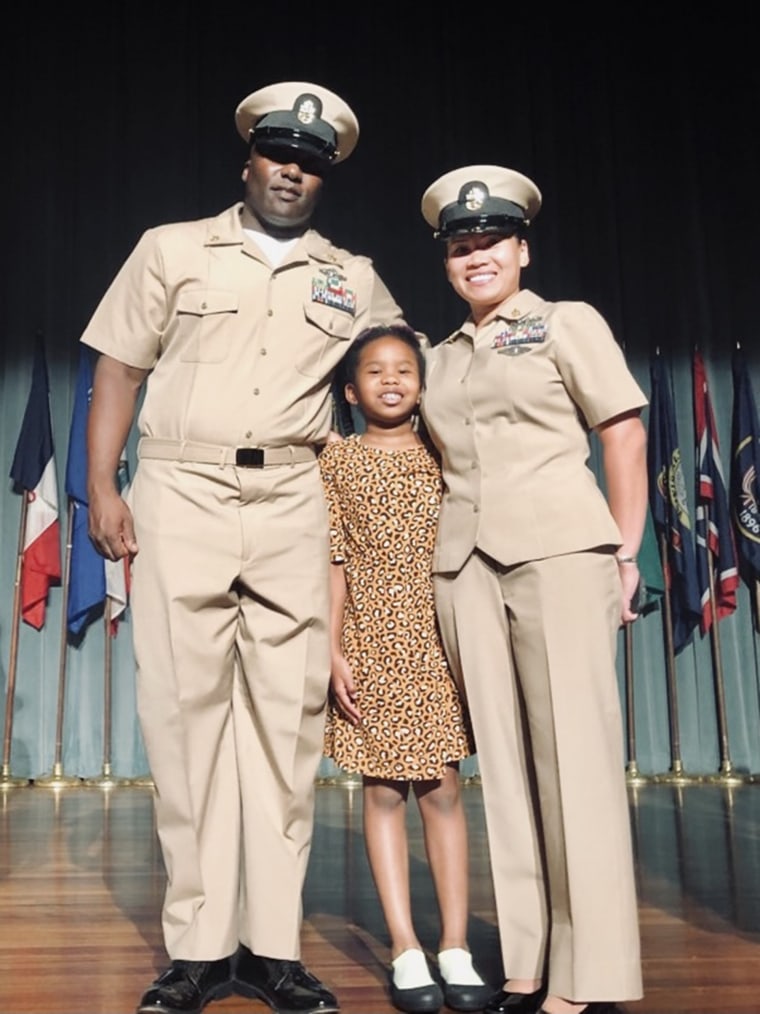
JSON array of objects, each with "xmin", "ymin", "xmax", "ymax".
[{"xmin": 318, "ymin": 444, "xmax": 346, "ymax": 563}]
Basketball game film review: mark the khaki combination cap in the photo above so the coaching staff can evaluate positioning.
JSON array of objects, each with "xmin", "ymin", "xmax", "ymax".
[
  {"xmin": 421, "ymin": 164, "xmax": 542, "ymax": 240},
  {"xmin": 235, "ymin": 81, "xmax": 359, "ymax": 166}
]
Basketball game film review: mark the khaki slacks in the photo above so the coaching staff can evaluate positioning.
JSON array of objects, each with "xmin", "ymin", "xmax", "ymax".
[
  {"xmin": 434, "ymin": 550, "xmax": 642, "ymax": 1001},
  {"xmin": 129, "ymin": 458, "xmax": 330, "ymax": 961}
]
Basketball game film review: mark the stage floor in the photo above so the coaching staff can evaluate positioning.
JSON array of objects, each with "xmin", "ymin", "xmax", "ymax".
[{"xmin": 1, "ymin": 780, "xmax": 759, "ymax": 1013}]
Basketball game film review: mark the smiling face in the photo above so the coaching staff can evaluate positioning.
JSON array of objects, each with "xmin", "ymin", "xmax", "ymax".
[
  {"xmin": 345, "ymin": 335, "xmax": 422, "ymax": 430},
  {"xmin": 444, "ymin": 231, "xmax": 530, "ymax": 324},
  {"xmin": 242, "ymin": 148, "xmax": 324, "ymax": 237}
]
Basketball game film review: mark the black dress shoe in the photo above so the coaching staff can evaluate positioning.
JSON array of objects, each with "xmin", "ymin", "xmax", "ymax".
[
  {"xmin": 443, "ymin": 978, "xmax": 494, "ymax": 1012},
  {"xmin": 233, "ymin": 945, "xmax": 339, "ymax": 1013},
  {"xmin": 389, "ymin": 977, "xmax": 444, "ymax": 1013},
  {"xmin": 485, "ymin": 986, "xmax": 545, "ymax": 1013},
  {"xmin": 136, "ymin": 957, "xmax": 233, "ymax": 1014}
]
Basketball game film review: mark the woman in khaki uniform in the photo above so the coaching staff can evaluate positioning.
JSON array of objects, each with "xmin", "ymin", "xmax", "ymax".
[{"xmin": 418, "ymin": 165, "xmax": 648, "ymax": 1014}]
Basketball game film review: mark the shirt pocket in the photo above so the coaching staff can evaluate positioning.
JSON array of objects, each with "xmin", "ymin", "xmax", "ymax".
[
  {"xmin": 296, "ymin": 300, "xmax": 354, "ymax": 378},
  {"xmin": 176, "ymin": 289, "xmax": 239, "ymax": 363}
]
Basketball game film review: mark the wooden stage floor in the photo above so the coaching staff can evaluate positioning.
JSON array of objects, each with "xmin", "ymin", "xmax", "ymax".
[{"xmin": 1, "ymin": 779, "xmax": 759, "ymax": 1014}]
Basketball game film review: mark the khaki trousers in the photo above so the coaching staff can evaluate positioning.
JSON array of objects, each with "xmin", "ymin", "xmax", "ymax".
[
  {"xmin": 129, "ymin": 458, "xmax": 330, "ymax": 961},
  {"xmin": 434, "ymin": 550, "xmax": 642, "ymax": 1001}
]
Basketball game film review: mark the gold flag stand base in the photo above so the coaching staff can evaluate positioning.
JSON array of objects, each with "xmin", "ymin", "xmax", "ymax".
[
  {"xmin": 83, "ymin": 764, "xmax": 132, "ymax": 789},
  {"xmin": 317, "ymin": 771, "xmax": 362, "ymax": 788},
  {"xmin": 129, "ymin": 775, "xmax": 155, "ymax": 788},
  {"xmin": 0, "ymin": 764, "xmax": 30, "ymax": 790},
  {"xmin": 651, "ymin": 760, "xmax": 704, "ymax": 786},
  {"xmin": 625, "ymin": 762, "xmax": 656, "ymax": 786},
  {"xmin": 701, "ymin": 762, "xmax": 751, "ymax": 787},
  {"xmin": 32, "ymin": 762, "xmax": 81, "ymax": 789}
]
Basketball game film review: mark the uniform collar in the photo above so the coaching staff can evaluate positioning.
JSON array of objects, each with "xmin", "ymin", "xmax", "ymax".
[
  {"xmin": 445, "ymin": 288, "xmax": 544, "ymax": 343},
  {"xmin": 203, "ymin": 203, "xmax": 347, "ymax": 269}
]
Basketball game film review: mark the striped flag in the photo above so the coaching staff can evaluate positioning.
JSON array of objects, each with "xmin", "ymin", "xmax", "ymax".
[
  {"xmin": 9, "ymin": 336, "xmax": 62, "ymax": 629},
  {"xmin": 693, "ymin": 350, "xmax": 738, "ymax": 634}
]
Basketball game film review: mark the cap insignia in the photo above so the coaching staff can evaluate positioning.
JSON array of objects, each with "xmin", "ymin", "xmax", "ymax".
[
  {"xmin": 297, "ymin": 97, "xmax": 319, "ymax": 125},
  {"xmin": 464, "ymin": 185, "xmax": 488, "ymax": 212}
]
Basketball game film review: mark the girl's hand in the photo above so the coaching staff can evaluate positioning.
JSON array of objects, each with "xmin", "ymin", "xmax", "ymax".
[{"xmin": 330, "ymin": 654, "xmax": 362, "ymax": 725}]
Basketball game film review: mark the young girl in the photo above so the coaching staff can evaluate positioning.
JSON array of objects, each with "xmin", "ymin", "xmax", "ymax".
[{"xmin": 319, "ymin": 325, "xmax": 491, "ymax": 1014}]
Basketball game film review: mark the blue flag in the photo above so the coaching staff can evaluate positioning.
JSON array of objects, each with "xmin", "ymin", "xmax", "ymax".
[
  {"xmin": 730, "ymin": 347, "xmax": 760, "ymax": 589},
  {"xmin": 647, "ymin": 352, "xmax": 701, "ymax": 652},
  {"xmin": 65, "ymin": 348, "xmax": 106, "ymax": 635}
]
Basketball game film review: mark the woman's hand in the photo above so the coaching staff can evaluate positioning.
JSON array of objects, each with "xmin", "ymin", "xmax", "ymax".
[{"xmin": 618, "ymin": 559, "xmax": 641, "ymax": 625}]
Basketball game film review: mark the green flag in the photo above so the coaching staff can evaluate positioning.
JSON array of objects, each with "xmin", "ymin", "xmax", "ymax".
[{"xmin": 638, "ymin": 507, "xmax": 665, "ymax": 615}]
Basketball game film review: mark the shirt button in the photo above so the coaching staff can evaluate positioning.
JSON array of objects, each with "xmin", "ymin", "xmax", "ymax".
[
  {"xmin": 201, "ymin": 301, "xmax": 208, "ymax": 309},
  {"xmin": 260, "ymin": 348, "xmax": 267, "ymax": 356},
  {"xmin": 464, "ymin": 419, "xmax": 471, "ymax": 426},
  {"xmin": 245, "ymin": 431, "xmax": 252, "ymax": 438},
  {"xmin": 473, "ymin": 505, "xmax": 480, "ymax": 513},
  {"xmin": 253, "ymin": 388, "xmax": 260, "ymax": 396},
  {"xmin": 267, "ymin": 309, "xmax": 274, "ymax": 317}
]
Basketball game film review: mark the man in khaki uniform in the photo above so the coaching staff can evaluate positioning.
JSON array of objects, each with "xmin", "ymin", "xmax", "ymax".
[
  {"xmin": 82, "ymin": 82, "xmax": 405, "ymax": 1014},
  {"xmin": 418, "ymin": 166, "xmax": 647, "ymax": 1014}
]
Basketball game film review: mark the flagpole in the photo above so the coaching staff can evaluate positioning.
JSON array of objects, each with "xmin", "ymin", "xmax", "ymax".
[
  {"xmin": 35, "ymin": 499, "xmax": 80, "ymax": 788},
  {"xmin": 1, "ymin": 497, "xmax": 33, "ymax": 788},
  {"xmin": 654, "ymin": 531, "xmax": 696, "ymax": 785},
  {"xmin": 701, "ymin": 515, "xmax": 747, "ymax": 786},
  {"xmin": 624, "ymin": 624, "xmax": 648, "ymax": 785},
  {"xmin": 85, "ymin": 598, "xmax": 126, "ymax": 787}
]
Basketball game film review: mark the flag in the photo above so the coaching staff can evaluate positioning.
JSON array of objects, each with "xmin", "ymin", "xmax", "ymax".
[
  {"xmin": 9, "ymin": 335, "xmax": 62, "ymax": 629},
  {"xmin": 104, "ymin": 455, "xmax": 131, "ymax": 635},
  {"xmin": 65, "ymin": 348, "xmax": 106, "ymax": 635},
  {"xmin": 637, "ymin": 506, "xmax": 665, "ymax": 616},
  {"xmin": 647, "ymin": 351, "xmax": 701, "ymax": 652},
  {"xmin": 729, "ymin": 346, "xmax": 760, "ymax": 623},
  {"xmin": 65, "ymin": 348, "xmax": 130, "ymax": 636},
  {"xmin": 693, "ymin": 350, "xmax": 738, "ymax": 634}
]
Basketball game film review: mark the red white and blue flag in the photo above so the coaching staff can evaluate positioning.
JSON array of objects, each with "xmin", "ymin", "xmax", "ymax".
[
  {"xmin": 9, "ymin": 336, "xmax": 62, "ymax": 629},
  {"xmin": 693, "ymin": 350, "xmax": 738, "ymax": 634}
]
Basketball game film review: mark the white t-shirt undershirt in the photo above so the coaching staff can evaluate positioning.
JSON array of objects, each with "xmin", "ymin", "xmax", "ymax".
[{"xmin": 243, "ymin": 226, "xmax": 299, "ymax": 267}]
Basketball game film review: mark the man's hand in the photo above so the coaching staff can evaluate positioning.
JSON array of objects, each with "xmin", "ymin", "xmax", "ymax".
[{"xmin": 88, "ymin": 487, "xmax": 139, "ymax": 561}]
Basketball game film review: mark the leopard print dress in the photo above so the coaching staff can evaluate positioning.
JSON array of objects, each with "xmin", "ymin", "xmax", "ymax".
[{"xmin": 319, "ymin": 434, "xmax": 474, "ymax": 780}]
